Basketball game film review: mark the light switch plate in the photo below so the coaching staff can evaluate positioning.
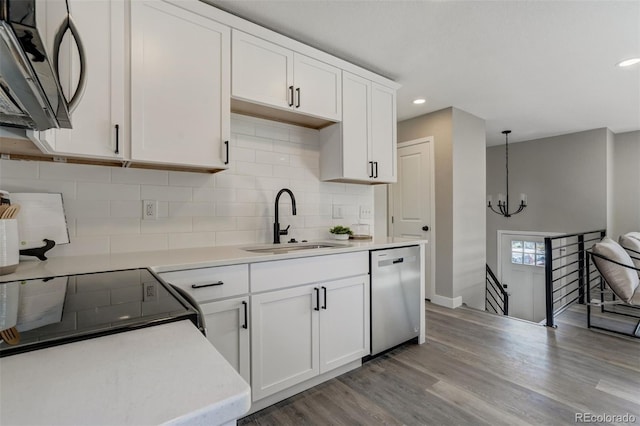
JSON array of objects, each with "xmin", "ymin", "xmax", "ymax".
[
  {"xmin": 332, "ymin": 205, "xmax": 344, "ymax": 219},
  {"xmin": 359, "ymin": 205, "xmax": 373, "ymax": 220}
]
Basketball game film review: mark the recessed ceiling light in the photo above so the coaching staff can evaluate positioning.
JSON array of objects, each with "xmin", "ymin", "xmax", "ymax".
[
  {"xmin": 413, "ymin": 98, "xmax": 426, "ymax": 105},
  {"xmin": 617, "ymin": 58, "xmax": 640, "ymax": 67}
]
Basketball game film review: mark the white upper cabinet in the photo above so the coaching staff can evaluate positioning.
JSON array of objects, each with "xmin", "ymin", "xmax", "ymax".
[
  {"xmin": 320, "ymin": 71, "xmax": 397, "ymax": 184},
  {"xmin": 232, "ymin": 31, "xmax": 293, "ymax": 110},
  {"xmin": 231, "ymin": 30, "xmax": 341, "ymax": 122},
  {"xmin": 130, "ymin": 0, "xmax": 230, "ymax": 169},
  {"xmin": 27, "ymin": 0, "xmax": 126, "ymax": 160},
  {"xmin": 293, "ymin": 53, "xmax": 341, "ymax": 121},
  {"xmin": 370, "ymin": 83, "xmax": 397, "ymax": 182}
]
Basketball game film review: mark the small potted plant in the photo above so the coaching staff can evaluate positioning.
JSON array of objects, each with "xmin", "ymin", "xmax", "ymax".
[{"xmin": 329, "ymin": 225, "xmax": 352, "ymax": 240}]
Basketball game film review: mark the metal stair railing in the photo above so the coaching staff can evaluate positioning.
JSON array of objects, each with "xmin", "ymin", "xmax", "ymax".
[{"xmin": 486, "ymin": 264, "xmax": 509, "ymax": 316}]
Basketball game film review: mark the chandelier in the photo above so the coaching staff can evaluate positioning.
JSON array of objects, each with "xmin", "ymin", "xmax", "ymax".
[{"xmin": 487, "ymin": 130, "xmax": 527, "ymax": 217}]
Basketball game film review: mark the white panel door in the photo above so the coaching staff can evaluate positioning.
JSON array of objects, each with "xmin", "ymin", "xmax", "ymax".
[
  {"xmin": 28, "ymin": 0, "xmax": 126, "ymax": 159},
  {"xmin": 341, "ymin": 71, "xmax": 371, "ymax": 181},
  {"xmin": 319, "ymin": 275, "xmax": 370, "ymax": 373},
  {"xmin": 250, "ymin": 285, "xmax": 319, "ymax": 401},
  {"xmin": 200, "ymin": 297, "xmax": 250, "ymax": 383},
  {"xmin": 231, "ymin": 30, "xmax": 293, "ymax": 110},
  {"xmin": 391, "ymin": 139, "xmax": 433, "ymax": 298},
  {"xmin": 500, "ymin": 234, "xmax": 547, "ymax": 322},
  {"xmin": 131, "ymin": 0, "xmax": 230, "ymax": 167},
  {"xmin": 370, "ymin": 83, "xmax": 397, "ymax": 183},
  {"xmin": 293, "ymin": 53, "xmax": 341, "ymax": 121}
]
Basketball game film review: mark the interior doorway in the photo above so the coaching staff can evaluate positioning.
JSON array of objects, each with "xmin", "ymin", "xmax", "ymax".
[{"xmin": 388, "ymin": 137, "xmax": 435, "ymax": 300}]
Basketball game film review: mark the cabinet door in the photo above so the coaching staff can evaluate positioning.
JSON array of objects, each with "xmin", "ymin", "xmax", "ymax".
[
  {"xmin": 27, "ymin": 0, "xmax": 126, "ymax": 160},
  {"xmin": 232, "ymin": 30, "xmax": 294, "ymax": 110},
  {"xmin": 370, "ymin": 83, "xmax": 397, "ymax": 183},
  {"xmin": 131, "ymin": 0, "xmax": 230, "ymax": 168},
  {"xmin": 293, "ymin": 53, "xmax": 341, "ymax": 121},
  {"xmin": 319, "ymin": 275, "xmax": 370, "ymax": 373},
  {"xmin": 251, "ymin": 285, "xmax": 319, "ymax": 401},
  {"xmin": 200, "ymin": 297, "xmax": 250, "ymax": 384},
  {"xmin": 341, "ymin": 71, "xmax": 371, "ymax": 181}
]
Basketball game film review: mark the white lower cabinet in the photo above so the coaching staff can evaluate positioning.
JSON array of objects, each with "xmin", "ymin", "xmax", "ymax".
[
  {"xmin": 200, "ymin": 297, "xmax": 250, "ymax": 384},
  {"xmin": 250, "ymin": 274, "xmax": 370, "ymax": 401}
]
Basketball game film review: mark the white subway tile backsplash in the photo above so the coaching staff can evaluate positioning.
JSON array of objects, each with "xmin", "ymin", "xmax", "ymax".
[
  {"xmin": 3, "ymin": 116, "xmax": 373, "ymax": 254},
  {"xmin": 193, "ymin": 216, "xmax": 236, "ymax": 232},
  {"xmin": 215, "ymin": 230, "xmax": 256, "ymax": 246},
  {"xmin": 168, "ymin": 232, "xmax": 215, "ymax": 249},
  {"xmin": 112, "ymin": 168, "xmax": 168, "ymax": 185},
  {"xmin": 215, "ymin": 173, "xmax": 255, "ymax": 189},
  {"xmin": 49, "ymin": 236, "xmax": 110, "ymax": 257},
  {"xmin": 64, "ymin": 200, "xmax": 110, "ymax": 219},
  {"xmin": 40, "ymin": 162, "xmax": 110, "ymax": 183},
  {"xmin": 169, "ymin": 202, "xmax": 215, "ymax": 217},
  {"xmin": 2, "ymin": 178, "xmax": 76, "ymax": 200},
  {"xmin": 77, "ymin": 217, "xmax": 140, "ymax": 236},
  {"xmin": 110, "ymin": 234, "xmax": 169, "ymax": 253},
  {"xmin": 255, "ymin": 150, "xmax": 290, "ymax": 166},
  {"xmin": 168, "ymin": 171, "xmax": 215, "ymax": 188},
  {"xmin": 140, "ymin": 217, "xmax": 192, "ymax": 234},
  {"xmin": 216, "ymin": 203, "xmax": 258, "ymax": 217},
  {"xmin": 78, "ymin": 182, "xmax": 138, "ymax": 201},
  {"xmin": 237, "ymin": 134, "xmax": 273, "ymax": 151},
  {"xmin": 231, "ymin": 146, "xmax": 256, "ymax": 163},
  {"xmin": 235, "ymin": 161, "xmax": 272, "ymax": 177},
  {"xmin": 236, "ymin": 189, "xmax": 272, "ymax": 203},
  {"xmin": 141, "ymin": 185, "xmax": 191, "ymax": 202},
  {"xmin": 110, "ymin": 200, "xmax": 142, "ymax": 218},
  {"xmin": 255, "ymin": 123, "xmax": 290, "ymax": 141},
  {"xmin": 0, "ymin": 159, "xmax": 38, "ymax": 179}
]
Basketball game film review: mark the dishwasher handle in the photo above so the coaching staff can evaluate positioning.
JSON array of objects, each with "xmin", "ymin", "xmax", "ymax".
[{"xmin": 392, "ymin": 258, "xmax": 404, "ymax": 264}]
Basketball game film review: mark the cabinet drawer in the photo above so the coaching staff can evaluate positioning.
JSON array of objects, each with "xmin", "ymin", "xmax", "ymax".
[
  {"xmin": 250, "ymin": 251, "xmax": 368, "ymax": 293},
  {"xmin": 159, "ymin": 264, "xmax": 249, "ymax": 303}
]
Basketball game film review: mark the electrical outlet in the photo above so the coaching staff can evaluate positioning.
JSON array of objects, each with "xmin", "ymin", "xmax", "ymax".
[
  {"xmin": 143, "ymin": 282, "xmax": 158, "ymax": 302},
  {"xmin": 359, "ymin": 205, "xmax": 373, "ymax": 220},
  {"xmin": 332, "ymin": 205, "xmax": 344, "ymax": 219},
  {"xmin": 142, "ymin": 200, "xmax": 157, "ymax": 220}
]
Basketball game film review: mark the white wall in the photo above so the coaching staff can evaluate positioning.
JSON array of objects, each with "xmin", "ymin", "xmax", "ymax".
[
  {"xmin": 612, "ymin": 130, "xmax": 640, "ymax": 236},
  {"xmin": 0, "ymin": 115, "xmax": 373, "ymax": 257},
  {"xmin": 486, "ymin": 128, "xmax": 608, "ymax": 271}
]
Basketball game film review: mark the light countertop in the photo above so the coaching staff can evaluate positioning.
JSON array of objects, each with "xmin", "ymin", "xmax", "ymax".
[
  {"xmin": 1, "ymin": 237, "xmax": 426, "ymax": 283},
  {"xmin": 0, "ymin": 320, "xmax": 251, "ymax": 426}
]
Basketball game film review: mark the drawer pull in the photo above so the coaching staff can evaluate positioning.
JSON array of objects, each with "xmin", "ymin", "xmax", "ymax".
[
  {"xmin": 191, "ymin": 281, "xmax": 224, "ymax": 289},
  {"xmin": 242, "ymin": 301, "xmax": 248, "ymax": 329}
]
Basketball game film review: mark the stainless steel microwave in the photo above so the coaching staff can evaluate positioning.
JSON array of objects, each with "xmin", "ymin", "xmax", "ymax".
[{"xmin": 0, "ymin": 0, "xmax": 86, "ymax": 131}]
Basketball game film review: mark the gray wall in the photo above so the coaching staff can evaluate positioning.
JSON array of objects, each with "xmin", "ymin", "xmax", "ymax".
[
  {"xmin": 612, "ymin": 130, "xmax": 640, "ymax": 236},
  {"xmin": 452, "ymin": 108, "xmax": 486, "ymax": 309},
  {"xmin": 399, "ymin": 108, "xmax": 454, "ymax": 298},
  {"xmin": 398, "ymin": 107, "xmax": 486, "ymax": 307},
  {"xmin": 486, "ymin": 128, "xmax": 608, "ymax": 272}
]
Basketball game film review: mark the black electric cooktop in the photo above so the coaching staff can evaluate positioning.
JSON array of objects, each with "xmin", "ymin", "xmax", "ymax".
[{"xmin": 0, "ymin": 268, "xmax": 200, "ymax": 357}]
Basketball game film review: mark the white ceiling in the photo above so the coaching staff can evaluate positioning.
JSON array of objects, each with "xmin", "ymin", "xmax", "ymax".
[{"xmin": 207, "ymin": 0, "xmax": 640, "ymax": 146}]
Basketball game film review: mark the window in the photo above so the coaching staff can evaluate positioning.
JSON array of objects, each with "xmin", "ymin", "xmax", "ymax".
[{"xmin": 511, "ymin": 240, "xmax": 545, "ymax": 266}]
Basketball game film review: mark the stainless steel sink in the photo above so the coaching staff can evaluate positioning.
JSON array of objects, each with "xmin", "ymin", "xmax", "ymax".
[{"xmin": 242, "ymin": 242, "xmax": 347, "ymax": 254}]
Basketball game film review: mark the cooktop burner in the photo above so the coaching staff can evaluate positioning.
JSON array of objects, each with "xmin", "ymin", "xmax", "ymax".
[{"xmin": 0, "ymin": 268, "xmax": 199, "ymax": 357}]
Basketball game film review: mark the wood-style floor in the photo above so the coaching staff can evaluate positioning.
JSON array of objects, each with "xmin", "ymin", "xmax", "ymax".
[{"xmin": 240, "ymin": 302, "xmax": 640, "ymax": 425}]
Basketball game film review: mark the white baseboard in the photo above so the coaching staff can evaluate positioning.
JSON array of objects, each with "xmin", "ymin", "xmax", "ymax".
[{"xmin": 430, "ymin": 294, "xmax": 463, "ymax": 309}]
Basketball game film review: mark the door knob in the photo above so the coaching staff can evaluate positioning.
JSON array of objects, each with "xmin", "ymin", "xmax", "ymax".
[{"xmin": 422, "ymin": 226, "xmax": 429, "ymax": 231}]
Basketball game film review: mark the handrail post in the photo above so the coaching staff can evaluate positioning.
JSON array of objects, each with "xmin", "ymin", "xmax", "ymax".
[
  {"xmin": 544, "ymin": 237, "xmax": 555, "ymax": 327},
  {"xmin": 577, "ymin": 235, "xmax": 585, "ymax": 304}
]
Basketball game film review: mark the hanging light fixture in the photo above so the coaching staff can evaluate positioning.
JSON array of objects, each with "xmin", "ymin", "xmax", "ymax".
[{"xmin": 487, "ymin": 130, "xmax": 527, "ymax": 217}]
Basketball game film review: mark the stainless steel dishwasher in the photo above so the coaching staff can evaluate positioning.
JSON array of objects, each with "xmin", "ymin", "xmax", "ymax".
[{"xmin": 370, "ymin": 245, "xmax": 421, "ymax": 356}]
